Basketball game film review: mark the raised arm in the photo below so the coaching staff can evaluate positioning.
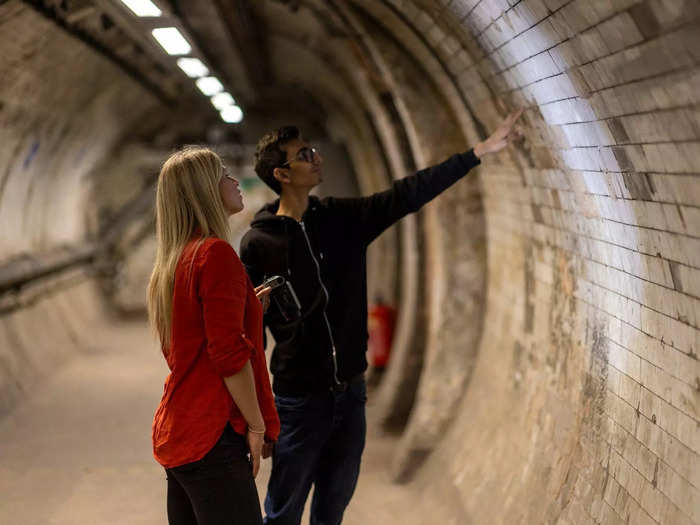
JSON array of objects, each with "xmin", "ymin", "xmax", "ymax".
[
  {"xmin": 330, "ymin": 109, "xmax": 523, "ymax": 244},
  {"xmin": 329, "ymin": 149, "xmax": 479, "ymax": 244}
]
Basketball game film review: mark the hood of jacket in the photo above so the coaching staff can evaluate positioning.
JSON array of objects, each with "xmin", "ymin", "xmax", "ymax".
[{"xmin": 250, "ymin": 196, "xmax": 323, "ymax": 231}]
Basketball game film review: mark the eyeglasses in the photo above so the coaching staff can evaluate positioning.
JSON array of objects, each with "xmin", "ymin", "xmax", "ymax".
[{"xmin": 280, "ymin": 147, "xmax": 318, "ymax": 168}]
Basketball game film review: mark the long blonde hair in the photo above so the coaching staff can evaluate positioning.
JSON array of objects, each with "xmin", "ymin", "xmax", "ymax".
[{"xmin": 147, "ymin": 146, "xmax": 231, "ymax": 349}]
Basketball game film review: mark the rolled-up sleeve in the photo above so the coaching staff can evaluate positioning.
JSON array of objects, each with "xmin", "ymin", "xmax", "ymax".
[{"xmin": 199, "ymin": 240, "xmax": 254, "ymax": 377}]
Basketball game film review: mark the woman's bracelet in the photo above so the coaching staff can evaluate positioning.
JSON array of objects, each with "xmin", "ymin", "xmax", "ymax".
[{"xmin": 248, "ymin": 426, "xmax": 266, "ymax": 434}]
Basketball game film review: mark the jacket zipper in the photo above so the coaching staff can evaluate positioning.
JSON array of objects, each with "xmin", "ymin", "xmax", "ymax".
[{"xmin": 299, "ymin": 220, "xmax": 341, "ymax": 386}]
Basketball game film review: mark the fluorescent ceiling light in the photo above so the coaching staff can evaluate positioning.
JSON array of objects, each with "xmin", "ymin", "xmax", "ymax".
[
  {"xmin": 119, "ymin": 0, "xmax": 162, "ymax": 17},
  {"xmin": 196, "ymin": 76, "xmax": 224, "ymax": 96},
  {"xmin": 152, "ymin": 27, "xmax": 191, "ymax": 55},
  {"xmin": 220, "ymin": 105, "xmax": 243, "ymax": 124},
  {"xmin": 177, "ymin": 58, "xmax": 209, "ymax": 78},
  {"xmin": 211, "ymin": 92, "xmax": 235, "ymax": 110}
]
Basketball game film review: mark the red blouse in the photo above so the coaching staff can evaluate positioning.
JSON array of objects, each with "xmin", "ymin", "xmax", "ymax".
[{"xmin": 152, "ymin": 236, "xmax": 280, "ymax": 468}]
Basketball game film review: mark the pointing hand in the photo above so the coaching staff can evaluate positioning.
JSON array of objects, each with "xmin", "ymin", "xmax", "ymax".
[{"xmin": 473, "ymin": 108, "xmax": 524, "ymax": 158}]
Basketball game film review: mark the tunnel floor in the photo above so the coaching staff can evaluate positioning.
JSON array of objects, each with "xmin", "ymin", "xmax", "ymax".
[{"xmin": 0, "ymin": 320, "xmax": 418, "ymax": 525}]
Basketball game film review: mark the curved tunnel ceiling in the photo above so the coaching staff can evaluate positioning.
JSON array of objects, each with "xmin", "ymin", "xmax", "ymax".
[{"xmin": 1, "ymin": 1, "xmax": 700, "ymax": 524}]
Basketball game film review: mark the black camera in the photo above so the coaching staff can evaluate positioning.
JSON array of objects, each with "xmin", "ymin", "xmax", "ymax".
[{"xmin": 261, "ymin": 275, "xmax": 302, "ymax": 322}]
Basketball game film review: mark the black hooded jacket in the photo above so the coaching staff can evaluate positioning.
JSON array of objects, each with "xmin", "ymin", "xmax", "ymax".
[{"xmin": 240, "ymin": 149, "xmax": 480, "ymax": 396}]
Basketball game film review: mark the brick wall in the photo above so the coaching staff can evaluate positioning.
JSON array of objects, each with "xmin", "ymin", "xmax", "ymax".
[{"xmin": 364, "ymin": 0, "xmax": 700, "ymax": 523}]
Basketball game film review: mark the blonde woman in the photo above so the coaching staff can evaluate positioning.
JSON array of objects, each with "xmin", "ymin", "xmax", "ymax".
[{"xmin": 148, "ymin": 146, "xmax": 279, "ymax": 525}]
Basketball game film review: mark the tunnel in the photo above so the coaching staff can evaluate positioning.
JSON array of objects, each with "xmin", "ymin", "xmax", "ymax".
[{"xmin": 1, "ymin": 0, "xmax": 699, "ymax": 523}]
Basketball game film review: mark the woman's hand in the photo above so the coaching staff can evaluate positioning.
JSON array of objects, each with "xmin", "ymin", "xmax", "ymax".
[
  {"xmin": 246, "ymin": 429, "xmax": 265, "ymax": 478},
  {"xmin": 473, "ymin": 108, "xmax": 524, "ymax": 158},
  {"xmin": 255, "ymin": 285, "xmax": 272, "ymax": 313}
]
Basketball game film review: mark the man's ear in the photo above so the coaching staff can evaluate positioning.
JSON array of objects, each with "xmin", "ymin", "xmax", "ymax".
[{"xmin": 272, "ymin": 167, "xmax": 290, "ymax": 185}]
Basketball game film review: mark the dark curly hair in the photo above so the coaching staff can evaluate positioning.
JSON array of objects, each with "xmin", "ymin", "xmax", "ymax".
[{"xmin": 254, "ymin": 126, "xmax": 301, "ymax": 194}]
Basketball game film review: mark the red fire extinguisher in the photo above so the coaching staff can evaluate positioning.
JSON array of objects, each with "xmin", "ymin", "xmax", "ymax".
[{"xmin": 367, "ymin": 301, "xmax": 397, "ymax": 369}]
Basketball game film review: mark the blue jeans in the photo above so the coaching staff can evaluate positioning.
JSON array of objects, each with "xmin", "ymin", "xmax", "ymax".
[{"xmin": 263, "ymin": 381, "xmax": 367, "ymax": 525}]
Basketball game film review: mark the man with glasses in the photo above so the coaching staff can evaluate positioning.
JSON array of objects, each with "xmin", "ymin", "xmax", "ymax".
[{"xmin": 241, "ymin": 114, "xmax": 522, "ymax": 525}]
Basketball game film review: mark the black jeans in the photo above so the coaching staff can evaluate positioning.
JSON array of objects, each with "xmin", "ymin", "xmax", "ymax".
[
  {"xmin": 166, "ymin": 425, "xmax": 263, "ymax": 525},
  {"xmin": 264, "ymin": 380, "xmax": 367, "ymax": 525}
]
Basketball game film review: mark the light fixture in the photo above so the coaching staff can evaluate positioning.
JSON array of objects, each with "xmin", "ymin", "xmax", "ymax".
[
  {"xmin": 195, "ymin": 76, "xmax": 224, "ymax": 96},
  {"xmin": 119, "ymin": 0, "xmax": 162, "ymax": 17},
  {"xmin": 151, "ymin": 27, "xmax": 191, "ymax": 55},
  {"xmin": 177, "ymin": 57, "xmax": 209, "ymax": 78},
  {"xmin": 220, "ymin": 105, "xmax": 243, "ymax": 123},
  {"xmin": 210, "ymin": 92, "xmax": 235, "ymax": 110}
]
